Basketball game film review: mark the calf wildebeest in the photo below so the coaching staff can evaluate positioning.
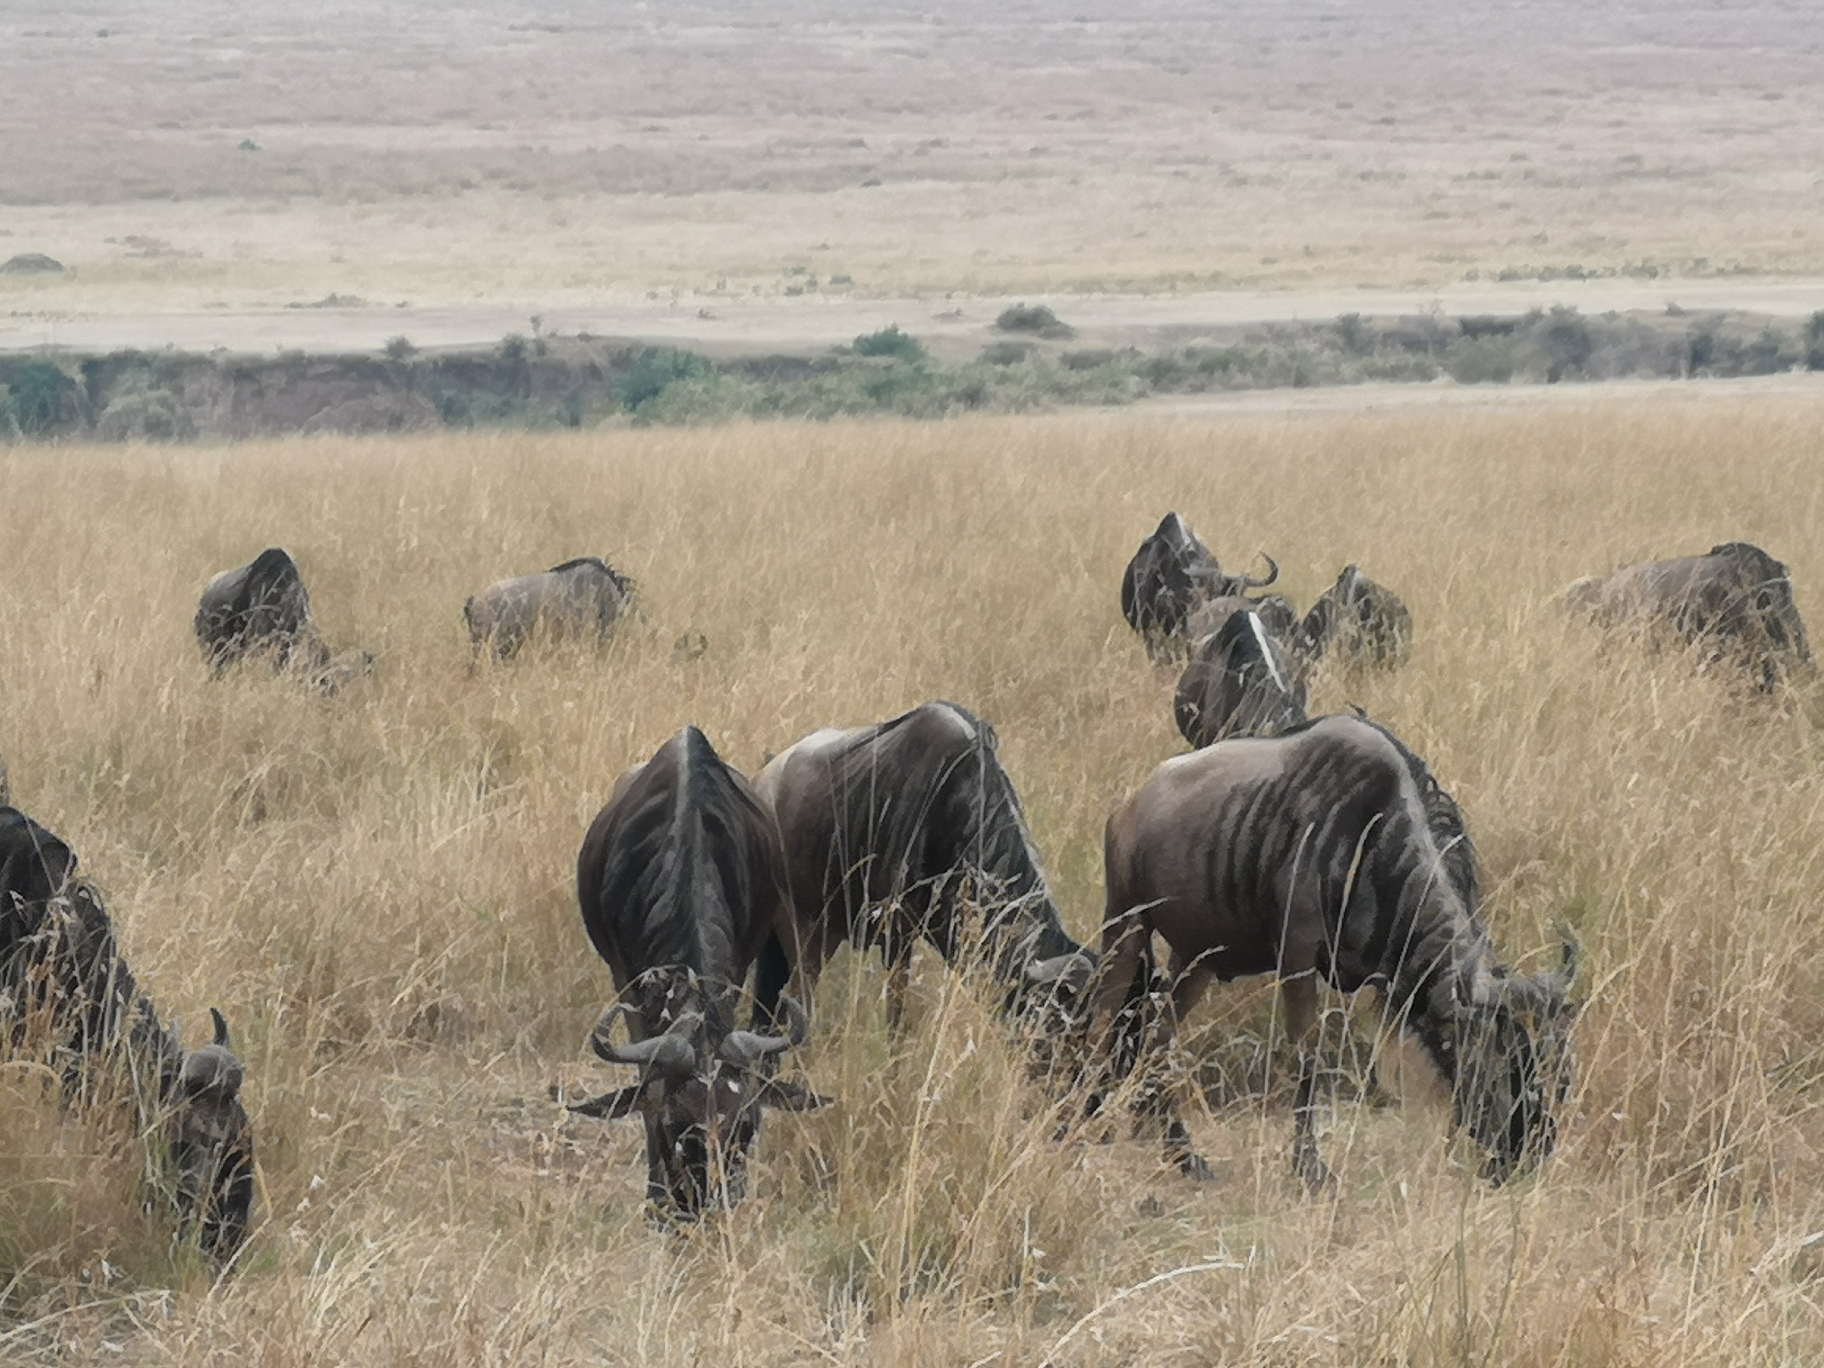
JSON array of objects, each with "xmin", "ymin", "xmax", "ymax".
[
  {"xmin": 194, "ymin": 547, "xmax": 372, "ymax": 693},
  {"xmin": 1174, "ymin": 608, "xmax": 1310, "ymax": 749},
  {"xmin": 753, "ymin": 701, "xmax": 1096, "ymax": 1032},
  {"xmin": 463, "ymin": 557, "xmax": 637, "ymax": 660},
  {"xmin": 1091, "ymin": 715, "xmax": 1574, "ymax": 1190},
  {"xmin": 0, "ymin": 806, "xmax": 255, "ymax": 1260},
  {"xmin": 1563, "ymin": 541, "xmax": 1810, "ymax": 689},
  {"xmin": 1296, "ymin": 564, "xmax": 1412, "ymax": 668},
  {"xmin": 567, "ymin": 727, "xmax": 823, "ymax": 1217},
  {"xmin": 1121, "ymin": 513, "xmax": 1280, "ymax": 662}
]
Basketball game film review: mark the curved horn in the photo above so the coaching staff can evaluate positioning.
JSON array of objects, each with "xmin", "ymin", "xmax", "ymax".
[
  {"xmin": 210, "ymin": 1006, "xmax": 231, "ymax": 1049},
  {"xmin": 591, "ymin": 1010, "xmax": 702, "ymax": 1079},
  {"xmin": 715, "ymin": 995, "xmax": 810, "ymax": 1068},
  {"xmin": 1237, "ymin": 552, "xmax": 1279, "ymax": 590},
  {"xmin": 1026, "ymin": 950, "xmax": 1095, "ymax": 994},
  {"xmin": 716, "ymin": 1029, "xmax": 792, "ymax": 1069}
]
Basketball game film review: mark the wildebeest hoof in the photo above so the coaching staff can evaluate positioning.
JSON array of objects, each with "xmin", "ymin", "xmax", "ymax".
[{"xmin": 1293, "ymin": 1151, "xmax": 1338, "ymax": 1196}]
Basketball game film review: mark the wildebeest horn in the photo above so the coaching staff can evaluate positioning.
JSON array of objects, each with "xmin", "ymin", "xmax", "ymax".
[
  {"xmin": 1026, "ymin": 950, "xmax": 1095, "ymax": 994},
  {"xmin": 1237, "ymin": 552, "xmax": 1280, "ymax": 590},
  {"xmin": 210, "ymin": 1006, "xmax": 231, "ymax": 1049},
  {"xmin": 716, "ymin": 995, "xmax": 809, "ymax": 1068},
  {"xmin": 591, "ymin": 1010, "xmax": 701, "ymax": 1080}
]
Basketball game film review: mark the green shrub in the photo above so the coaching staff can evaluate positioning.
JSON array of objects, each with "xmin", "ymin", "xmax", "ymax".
[
  {"xmin": 853, "ymin": 325, "xmax": 926, "ymax": 362},
  {"xmin": 1807, "ymin": 312, "xmax": 1824, "ymax": 371},
  {"xmin": 5, "ymin": 360, "xmax": 76, "ymax": 434},
  {"xmin": 616, "ymin": 348, "xmax": 713, "ymax": 412},
  {"xmin": 1447, "ymin": 338, "xmax": 1517, "ymax": 385},
  {"xmin": 980, "ymin": 341, "xmax": 1034, "ymax": 366},
  {"xmin": 994, "ymin": 303, "xmax": 1074, "ymax": 339}
]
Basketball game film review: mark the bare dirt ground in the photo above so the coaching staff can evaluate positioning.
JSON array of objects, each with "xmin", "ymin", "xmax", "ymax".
[{"xmin": 2, "ymin": 0, "xmax": 1822, "ymax": 357}]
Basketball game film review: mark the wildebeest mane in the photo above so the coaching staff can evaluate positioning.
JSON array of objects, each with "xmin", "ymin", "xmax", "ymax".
[
  {"xmin": 578, "ymin": 728, "xmax": 779, "ymax": 1033},
  {"xmin": 548, "ymin": 556, "xmax": 638, "ymax": 600}
]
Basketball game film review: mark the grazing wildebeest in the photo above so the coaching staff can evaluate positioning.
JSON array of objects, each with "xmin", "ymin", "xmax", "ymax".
[
  {"xmin": 567, "ymin": 727, "xmax": 824, "ymax": 1217},
  {"xmin": 194, "ymin": 547, "xmax": 372, "ymax": 693},
  {"xmin": 1091, "ymin": 715, "xmax": 1574, "ymax": 1190},
  {"xmin": 753, "ymin": 701, "xmax": 1096, "ymax": 1032},
  {"xmin": 0, "ymin": 806, "xmax": 255, "ymax": 1260},
  {"xmin": 1173, "ymin": 609, "xmax": 1309, "ymax": 749},
  {"xmin": 463, "ymin": 557, "xmax": 637, "ymax": 660},
  {"xmin": 1296, "ymin": 564, "xmax": 1412, "ymax": 668},
  {"xmin": 1121, "ymin": 513, "xmax": 1280, "ymax": 662},
  {"xmin": 1563, "ymin": 541, "xmax": 1810, "ymax": 689}
]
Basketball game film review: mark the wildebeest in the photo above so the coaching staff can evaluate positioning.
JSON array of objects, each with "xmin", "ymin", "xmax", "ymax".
[
  {"xmin": 1121, "ymin": 513, "xmax": 1280, "ymax": 662},
  {"xmin": 1091, "ymin": 715, "xmax": 1574, "ymax": 1190},
  {"xmin": 1173, "ymin": 608, "xmax": 1310, "ymax": 749},
  {"xmin": 1296, "ymin": 564, "xmax": 1412, "ymax": 668},
  {"xmin": 0, "ymin": 806, "xmax": 255, "ymax": 1260},
  {"xmin": 567, "ymin": 727, "xmax": 824, "ymax": 1217},
  {"xmin": 464, "ymin": 557, "xmax": 637, "ymax": 660},
  {"xmin": 1184, "ymin": 592, "xmax": 1301, "ymax": 650},
  {"xmin": 194, "ymin": 547, "xmax": 372, "ymax": 693},
  {"xmin": 753, "ymin": 701, "xmax": 1096, "ymax": 1031},
  {"xmin": 1563, "ymin": 541, "xmax": 1810, "ymax": 689}
]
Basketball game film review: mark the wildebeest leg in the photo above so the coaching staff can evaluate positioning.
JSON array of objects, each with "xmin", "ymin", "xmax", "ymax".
[
  {"xmin": 1153, "ymin": 955, "xmax": 1215, "ymax": 1181},
  {"xmin": 884, "ymin": 949, "xmax": 912, "ymax": 1033},
  {"xmin": 1283, "ymin": 974, "xmax": 1337, "ymax": 1195}
]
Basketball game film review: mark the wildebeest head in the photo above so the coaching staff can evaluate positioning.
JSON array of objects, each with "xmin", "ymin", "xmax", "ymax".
[
  {"xmin": 1297, "ymin": 564, "xmax": 1412, "ymax": 668},
  {"xmin": 1445, "ymin": 940, "xmax": 1578, "ymax": 1185},
  {"xmin": 1173, "ymin": 608, "xmax": 1309, "ymax": 748},
  {"xmin": 569, "ymin": 981, "xmax": 824, "ymax": 1218},
  {"xmin": 1121, "ymin": 513, "xmax": 1278, "ymax": 661},
  {"xmin": 194, "ymin": 548, "xmax": 325, "ymax": 676},
  {"xmin": 1709, "ymin": 542, "xmax": 1811, "ymax": 672},
  {"xmin": 169, "ymin": 1007, "xmax": 256, "ymax": 1260}
]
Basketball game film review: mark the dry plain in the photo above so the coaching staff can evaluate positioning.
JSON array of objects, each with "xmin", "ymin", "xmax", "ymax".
[
  {"xmin": 7, "ymin": 0, "xmax": 1824, "ymax": 1364},
  {"xmin": 4, "ymin": 392, "xmax": 1824, "ymax": 1365}
]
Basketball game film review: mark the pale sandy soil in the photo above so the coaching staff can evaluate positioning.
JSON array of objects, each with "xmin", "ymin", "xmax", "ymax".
[
  {"xmin": 6, "ymin": 277, "xmax": 1824, "ymax": 358},
  {"xmin": 3, "ymin": 0, "xmax": 1822, "ymax": 343}
]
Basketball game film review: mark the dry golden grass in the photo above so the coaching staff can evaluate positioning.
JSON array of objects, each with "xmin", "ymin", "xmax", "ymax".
[{"xmin": 4, "ymin": 390, "xmax": 1824, "ymax": 1363}]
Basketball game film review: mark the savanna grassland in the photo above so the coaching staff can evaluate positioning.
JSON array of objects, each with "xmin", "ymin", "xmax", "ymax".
[{"xmin": 4, "ymin": 390, "xmax": 1824, "ymax": 1364}]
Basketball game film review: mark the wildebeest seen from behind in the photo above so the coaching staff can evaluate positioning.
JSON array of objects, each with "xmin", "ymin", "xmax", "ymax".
[
  {"xmin": 1092, "ymin": 715, "xmax": 1574, "ymax": 1190},
  {"xmin": 1121, "ymin": 513, "xmax": 1279, "ymax": 662},
  {"xmin": 1174, "ymin": 608, "xmax": 1309, "ymax": 749},
  {"xmin": 194, "ymin": 547, "xmax": 372, "ymax": 693},
  {"xmin": 464, "ymin": 557, "xmax": 637, "ymax": 660},
  {"xmin": 753, "ymin": 701, "xmax": 1096, "ymax": 1033},
  {"xmin": 1563, "ymin": 541, "xmax": 1810, "ymax": 690},
  {"xmin": 1296, "ymin": 564, "xmax": 1412, "ymax": 669},
  {"xmin": 0, "ymin": 806, "xmax": 255, "ymax": 1261},
  {"xmin": 568, "ymin": 727, "xmax": 824, "ymax": 1218}
]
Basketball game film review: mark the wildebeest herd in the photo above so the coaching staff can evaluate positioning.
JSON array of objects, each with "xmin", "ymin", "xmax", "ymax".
[{"xmin": 0, "ymin": 517, "xmax": 1809, "ymax": 1250}]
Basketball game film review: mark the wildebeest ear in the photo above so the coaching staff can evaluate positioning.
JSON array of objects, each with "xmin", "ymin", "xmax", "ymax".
[
  {"xmin": 754, "ymin": 1078, "xmax": 829, "ymax": 1112},
  {"xmin": 565, "ymin": 1085, "xmax": 648, "ymax": 1120}
]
